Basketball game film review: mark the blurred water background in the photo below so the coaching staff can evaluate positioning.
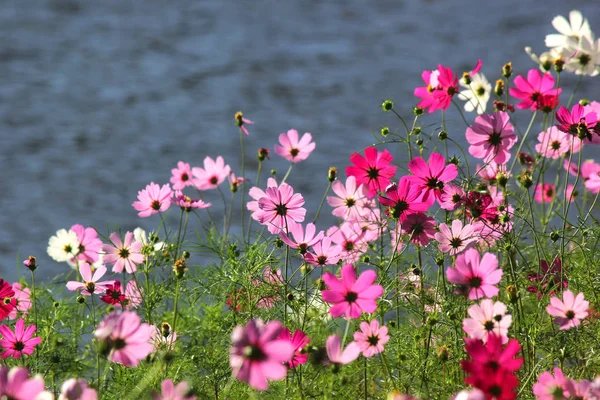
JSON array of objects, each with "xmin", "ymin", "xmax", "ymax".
[{"xmin": 1, "ymin": 0, "xmax": 599, "ymax": 281}]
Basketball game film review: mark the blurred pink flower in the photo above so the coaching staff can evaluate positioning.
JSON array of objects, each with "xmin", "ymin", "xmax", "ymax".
[
  {"xmin": 60, "ymin": 378, "xmax": 97, "ymax": 400},
  {"xmin": 533, "ymin": 368, "xmax": 568, "ymax": 400},
  {"xmin": 324, "ymin": 335, "xmax": 360, "ymax": 366},
  {"xmin": 274, "ymin": 129, "xmax": 316, "ymax": 162},
  {"xmin": 534, "ymin": 183, "xmax": 555, "ymax": 204},
  {"xmin": 8, "ymin": 283, "xmax": 31, "ymax": 320},
  {"xmin": 0, "ymin": 367, "xmax": 53, "ymax": 399},
  {"xmin": 154, "ymin": 379, "xmax": 195, "ymax": 400}
]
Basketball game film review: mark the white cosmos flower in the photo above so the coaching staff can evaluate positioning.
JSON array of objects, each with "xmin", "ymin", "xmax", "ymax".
[
  {"xmin": 545, "ymin": 10, "xmax": 594, "ymax": 50},
  {"xmin": 559, "ymin": 35, "xmax": 600, "ymax": 76},
  {"xmin": 458, "ymin": 73, "xmax": 491, "ymax": 115},
  {"xmin": 133, "ymin": 227, "xmax": 165, "ymax": 252},
  {"xmin": 47, "ymin": 229, "xmax": 80, "ymax": 263}
]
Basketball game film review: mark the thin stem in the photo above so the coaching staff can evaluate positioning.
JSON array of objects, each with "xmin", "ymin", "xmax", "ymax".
[
  {"xmin": 239, "ymin": 129, "xmax": 247, "ymax": 240},
  {"xmin": 313, "ymin": 181, "xmax": 332, "ymax": 223}
]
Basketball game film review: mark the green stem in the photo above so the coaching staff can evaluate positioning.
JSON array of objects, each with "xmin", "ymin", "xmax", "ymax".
[{"xmin": 313, "ymin": 181, "xmax": 332, "ymax": 223}]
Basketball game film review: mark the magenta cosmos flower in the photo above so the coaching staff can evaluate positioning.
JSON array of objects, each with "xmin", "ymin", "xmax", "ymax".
[
  {"xmin": 170, "ymin": 161, "xmax": 194, "ymax": 191},
  {"xmin": 446, "ymin": 248, "xmax": 502, "ymax": 300},
  {"xmin": 8, "ymin": 283, "xmax": 31, "ymax": 320},
  {"xmin": 321, "ymin": 264, "xmax": 384, "ymax": 319},
  {"xmin": 327, "ymin": 176, "xmax": 369, "ymax": 221},
  {"xmin": 229, "ymin": 319, "xmax": 294, "ymax": 391},
  {"xmin": 401, "ymin": 212, "xmax": 437, "ymax": 246},
  {"xmin": 353, "ymin": 320, "xmax": 390, "ymax": 358},
  {"xmin": 556, "ymin": 104, "xmax": 598, "ymax": 141},
  {"xmin": 509, "ymin": 69, "xmax": 562, "ymax": 111},
  {"xmin": 66, "ymin": 263, "xmax": 114, "ymax": 296},
  {"xmin": 0, "ymin": 367, "xmax": 53, "ymax": 400},
  {"xmin": 379, "ymin": 176, "xmax": 430, "ymax": 220},
  {"xmin": 0, "ymin": 280, "xmax": 16, "ymax": 321},
  {"xmin": 278, "ymin": 328, "xmax": 310, "ymax": 369},
  {"xmin": 346, "ymin": 147, "xmax": 397, "ymax": 198},
  {"xmin": 435, "ymin": 219, "xmax": 478, "ymax": 256},
  {"xmin": 408, "ymin": 152, "xmax": 458, "ymax": 205},
  {"xmin": 274, "ymin": 129, "xmax": 316, "ymax": 163},
  {"xmin": 534, "ymin": 183, "xmax": 555, "ymax": 204},
  {"xmin": 465, "ymin": 111, "xmax": 517, "ymax": 165},
  {"xmin": 132, "ymin": 182, "xmax": 172, "ymax": 218},
  {"xmin": 0, "ymin": 319, "xmax": 42, "ymax": 359},
  {"xmin": 94, "ymin": 311, "xmax": 154, "ymax": 366},
  {"xmin": 102, "ymin": 232, "xmax": 144, "ymax": 274},
  {"xmin": 546, "ymin": 289, "xmax": 589, "ymax": 330},
  {"xmin": 463, "ymin": 299, "xmax": 512, "ymax": 344},
  {"xmin": 71, "ymin": 224, "xmax": 102, "ymax": 264},
  {"xmin": 280, "ymin": 222, "xmax": 324, "ymax": 255},
  {"xmin": 324, "ymin": 335, "xmax": 360, "ymax": 366},
  {"xmin": 414, "ymin": 64, "xmax": 459, "ymax": 113},
  {"xmin": 257, "ymin": 183, "xmax": 306, "ymax": 234},
  {"xmin": 192, "ymin": 156, "xmax": 231, "ymax": 190},
  {"xmin": 154, "ymin": 379, "xmax": 195, "ymax": 400}
]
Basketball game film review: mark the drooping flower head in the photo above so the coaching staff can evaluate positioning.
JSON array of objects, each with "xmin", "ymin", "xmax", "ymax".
[
  {"xmin": 546, "ymin": 289, "xmax": 589, "ymax": 330},
  {"xmin": 172, "ymin": 190, "xmax": 211, "ymax": 212},
  {"xmin": 446, "ymin": 248, "xmax": 503, "ymax": 300},
  {"xmin": 192, "ymin": 156, "xmax": 231, "ymax": 190},
  {"xmin": 465, "ymin": 112, "xmax": 517, "ymax": 165},
  {"xmin": 278, "ymin": 328, "xmax": 310, "ymax": 369},
  {"xmin": 274, "ymin": 129, "xmax": 316, "ymax": 163},
  {"xmin": 408, "ymin": 152, "xmax": 458, "ymax": 205},
  {"xmin": 0, "ymin": 319, "xmax": 42, "ymax": 359},
  {"xmin": 321, "ymin": 264, "xmax": 384, "ymax": 319},
  {"xmin": 235, "ymin": 111, "xmax": 254, "ymax": 136},
  {"xmin": 229, "ymin": 319, "xmax": 294, "ymax": 391},
  {"xmin": 353, "ymin": 320, "xmax": 390, "ymax": 358},
  {"xmin": 346, "ymin": 147, "xmax": 397, "ymax": 198}
]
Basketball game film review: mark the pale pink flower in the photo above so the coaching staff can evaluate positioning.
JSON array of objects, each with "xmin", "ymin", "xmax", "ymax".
[
  {"xmin": 172, "ymin": 190, "xmax": 211, "ymax": 212},
  {"xmin": 132, "ymin": 182, "xmax": 172, "ymax": 218},
  {"xmin": 247, "ymin": 177, "xmax": 278, "ymax": 216},
  {"xmin": 124, "ymin": 280, "xmax": 143, "ymax": 309},
  {"xmin": 435, "ymin": 219, "xmax": 478, "ymax": 255},
  {"xmin": 546, "ymin": 290, "xmax": 589, "ymax": 330},
  {"xmin": 353, "ymin": 320, "xmax": 389, "ymax": 357},
  {"xmin": 0, "ymin": 367, "xmax": 53, "ymax": 400},
  {"xmin": 59, "ymin": 378, "xmax": 97, "ymax": 400},
  {"xmin": 466, "ymin": 112, "xmax": 517, "ymax": 165},
  {"xmin": 586, "ymin": 174, "xmax": 600, "ymax": 194},
  {"xmin": 66, "ymin": 263, "xmax": 114, "ymax": 296},
  {"xmin": 257, "ymin": 183, "xmax": 306, "ymax": 234},
  {"xmin": 324, "ymin": 335, "xmax": 360, "ymax": 366},
  {"xmin": 446, "ymin": 248, "xmax": 502, "ymax": 300},
  {"xmin": 280, "ymin": 222, "xmax": 324, "ymax": 254},
  {"xmin": 8, "ymin": 283, "xmax": 31, "ymax": 320},
  {"xmin": 321, "ymin": 264, "xmax": 384, "ymax": 319},
  {"xmin": 533, "ymin": 368, "xmax": 568, "ymax": 400},
  {"xmin": 154, "ymin": 379, "xmax": 195, "ymax": 400},
  {"xmin": 170, "ymin": 161, "xmax": 194, "ymax": 191},
  {"xmin": 102, "ymin": 232, "xmax": 144, "ymax": 274},
  {"xmin": 304, "ymin": 236, "xmax": 342, "ymax": 267},
  {"xmin": 0, "ymin": 319, "xmax": 42, "ymax": 359},
  {"xmin": 564, "ymin": 378, "xmax": 592, "ymax": 399},
  {"xmin": 274, "ymin": 129, "xmax": 316, "ymax": 163},
  {"xmin": 229, "ymin": 319, "xmax": 294, "ymax": 391},
  {"xmin": 94, "ymin": 311, "xmax": 154, "ymax": 366},
  {"xmin": 192, "ymin": 156, "xmax": 231, "ymax": 190},
  {"xmin": 463, "ymin": 299, "xmax": 512, "ymax": 344},
  {"xmin": 327, "ymin": 223, "xmax": 368, "ymax": 264},
  {"xmin": 71, "ymin": 224, "xmax": 102, "ymax": 264},
  {"xmin": 535, "ymin": 126, "xmax": 581, "ymax": 159},
  {"xmin": 534, "ymin": 183, "xmax": 555, "ymax": 204},
  {"xmin": 401, "ymin": 212, "xmax": 436, "ymax": 246},
  {"xmin": 327, "ymin": 176, "xmax": 369, "ymax": 221}
]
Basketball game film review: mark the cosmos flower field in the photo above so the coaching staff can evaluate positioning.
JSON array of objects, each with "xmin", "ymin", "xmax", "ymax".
[{"xmin": 2, "ymin": 9, "xmax": 600, "ymax": 400}]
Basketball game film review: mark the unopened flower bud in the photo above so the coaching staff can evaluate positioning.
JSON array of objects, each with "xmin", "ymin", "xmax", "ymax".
[
  {"xmin": 520, "ymin": 173, "xmax": 533, "ymax": 189},
  {"xmin": 438, "ymin": 130, "xmax": 448, "ymax": 141},
  {"xmin": 428, "ymin": 315, "xmax": 438, "ymax": 326},
  {"xmin": 502, "ymin": 62, "xmax": 512, "ymax": 78},
  {"xmin": 234, "ymin": 111, "xmax": 244, "ymax": 127},
  {"xmin": 23, "ymin": 256, "xmax": 37, "ymax": 271},
  {"xmin": 270, "ymin": 169, "xmax": 277, "ymax": 176},
  {"xmin": 258, "ymin": 147, "xmax": 270, "ymax": 161},
  {"xmin": 173, "ymin": 258, "xmax": 186, "ymax": 279},
  {"xmin": 361, "ymin": 255, "xmax": 370, "ymax": 263},
  {"xmin": 411, "ymin": 127, "xmax": 422, "ymax": 136},
  {"xmin": 381, "ymin": 99, "xmax": 394, "ymax": 112},
  {"xmin": 300, "ymin": 263, "xmax": 313, "ymax": 275},
  {"xmin": 435, "ymin": 255, "xmax": 445, "ymax": 266},
  {"xmin": 182, "ymin": 251, "xmax": 190, "ymax": 259},
  {"xmin": 53, "ymin": 301, "xmax": 60, "ymax": 308},
  {"xmin": 554, "ymin": 58, "xmax": 565, "ymax": 73},
  {"xmin": 506, "ymin": 285, "xmax": 518, "ymax": 303},
  {"xmin": 550, "ymin": 231, "xmax": 560, "ymax": 242},
  {"xmin": 380, "ymin": 127, "xmax": 390, "ymax": 137},
  {"xmin": 494, "ymin": 79, "xmax": 504, "ymax": 96},
  {"xmin": 448, "ymin": 156, "xmax": 459, "ymax": 165},
  {"xmin": 316, "ymin": 278, "xmax": 326, "ymax": 291},
  {"xmin": 328, "ymin": 167, "xmax": 337, "ymax": 182},
  {"xmin": 415, "ymin": 138, "xmax": 423, "ymax": 146},
  {"xmin": 413, "ymin": 107, "xmax": 424, "ymax": 116},
  {"xmin": 77, "ymin": 295, "xmax": 86, "ymax": 304},
  {"xmin": 287, "ymin": 293, "xmax": 294, "ymax": 302},
  {"xmin": 437, "ymin": 345, "xmax": 449, "ymax": 362}
]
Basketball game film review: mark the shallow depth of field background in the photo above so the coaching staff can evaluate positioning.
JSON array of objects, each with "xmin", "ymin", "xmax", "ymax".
[{"xmin": 1, "ymin": 0, "xmax": 598, "ymax": 281}]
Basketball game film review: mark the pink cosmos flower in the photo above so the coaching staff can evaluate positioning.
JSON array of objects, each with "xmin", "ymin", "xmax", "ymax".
[
  {"xmin": 353, "ymin": 320, "xmax": 389, "ymax": 358},
  {"xmin": 170, "ymin": 161, "xmax": 194, "ymax": 191},
  {"xmin": 465, "ymin": 112, "xmax": 517, "ymax": 165},
  {"xmin": 59, "ymin": 378, "xmax": 98, "ymax": 400},
  {"xmin": 435, "ymin": 220, "xmax": 478, "ymax": 256},
  {"xmin": 71, "ymin": 224, "xmax": 102, "ymax": 264},
  {"xmin": 102, "ymin": 232, "xmax": 144, "ymax": 274},
  {"xmin": 327, "ymin": 176, "xmax": 369, "ymax": 221},
  {"xmin": 346, "ymin": 147, "xmax": 397, "ymax": 198},
  {"xmin": 278, "ymin": 328, "xmax": 310, "ymax": 369},
  {"xmin": 154, "ymin": 379, "xmax": 195, "ymax": 400},
  {"xmin": 229, "ymin": 319, "xmax": 294, "ymax": 391},
  {"xmin": 556, "ymin": 104, "xmax": 598, "ymax": 141},
  {"xmin": 439, "ymin": 185, "xmax": 466, "ymax": 211},
  {"xmin": 509, "ymin": 69, "xmax": 562, "ymax": 111},
  {"xmin": 0, "ymin": 280, "xmax": 15, "ymax": 322},
  {"xmin": 414, "ymin": 64, "xmax": 459, "ymax": 113},
  {"xmin": 280, "ymin": 222, "xmax": 324, "ymax": 255},
  {"xmin": 546, "ymin": 289, "xmax": 589, "ymax": 330},
  {"xmin": 533, "ymin": 368, "xmax": 568, "ymax": 400},
  {"xmin": 586, "ymin": 174, "xmax": 600, "ymax": 194},
  {"xmin": 192, "ymin": 156, "xmax": 231, "ymax": 190},
  {"xmin": 172, "ymin": 190, "xmax": 211, "ymax": 212},
  {"xmin": 565, "ymin": 159, "xmax": 600, "ymax": 180},
  {"xmin": 274, "ymin": 129, "xmax": 316, "ymax": 163},
  {"xmin": 132, "ymin": 182, "xmax": 173, "ymax": 218},
  {"xmin": 7, "ymin": 283, "xmax": 31, "ymax": 320},
  {"xmin": 401, "ymin": 212, "xmax": 437, "ymax": 246},
  {"xmin": 324, "ymin": 335, "xmax": 360, "ymax": 366},
  {"xmin": 257, "ymin": 183, "xmax": 306, "ymax": 234},
  {"xmin": 235, "ymin": 111, "xmax": 253, "ymax": 136},
  {"xmin": 0, "ymin": 319, "xmax": 42, "ymax": 359},
  {"xmin": 304, "ymin": 236, "xmax": 342, "ymax": 267},
  {"xmin": 534, "ymin": 183, "xmax": 555, "ymax": 204},
  {"xmin": 0, "ymin": 367, "xmax": 53, "ymax": 399},
  {"xmin": 379, "ymin": 176, "xmax": 430, "ymax": 220},
  {"xmin": 446, "ymin": 248, "xmax": 502, "ymax": 300},
  {"xmin": 463, "ymin": 299, "xmax": 512, "ymax": 344},
  {"xmin": 535, "ymin": 126, "xmax": 581, "ymax": 159},
  {"xmin": 66, "ymin": 263, "xmax": 114, "ymax": 296},
  {"xmin": 247, "ymin": 177, "xmax": 278, "ymax": 216},
  {"xmin": 321, "ymin": 264, "xmax": 384, "ymax": 319},
  {"xmin": 408, "ymin": 152, "xmax": 458, "ymax": 205},
  {"xmin": 94, "ymin": 311, "xmax": 154, "ymax": 367}
]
